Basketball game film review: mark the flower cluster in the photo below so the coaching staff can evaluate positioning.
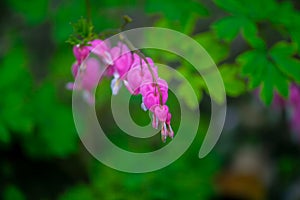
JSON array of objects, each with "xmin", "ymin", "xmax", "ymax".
[
  {"xmin": 272, "ymin": 84, "xmax": 300, "ymax": 139},
  {"xmin": 67, "ymin": 39, "xmax": 174, "ymax": 142}
]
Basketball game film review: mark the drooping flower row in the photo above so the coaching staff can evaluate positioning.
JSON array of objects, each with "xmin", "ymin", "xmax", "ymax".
[{"xmin": 67, "ymin": 39, "xmax": 174, "ymax": 142}]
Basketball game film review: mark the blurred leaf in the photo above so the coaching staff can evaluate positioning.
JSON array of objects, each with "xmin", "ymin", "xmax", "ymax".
[
  {"xmin": 212, "ymin": 16, "xmax": 243, "ymax": 42},
  {"xmin": 58, "ymin": 185, "xmax": 94, "ymax": 200},
  {"xmin": 241, "ymin": 20, "xmax": 265, "ymax": 49},
  {"xmin": 213, "ymin": 0, "xmax": 277, "ymax": 20},
  {"xmin": 220, "ymin": 64, "xmax": 246, "ymax": 97},
  {"xmin": 177, "ymin": 81, "xmax": 200, "ymax": 109},
  {"xmin": 50, "ymin": 1, "xmax": 85, "ymax": 44},
  {"xmin": 0, "ymin": 123, "xmax": 10, "ymax": 144},
  {"xmin": 212, "ymin": 16, "xmax": 265, "ymax": 48},
  {"xmin": 0, "ymin": 45, "xmax": 34, "ymax": 135},
  {"xmin": 194, "ymin": 31, "xmax": 229, "ymax": 63},
  {"xmin": 24, "ymin": 83, "xmax": 77, "ymax": 157},
  {"xmin": 3, "ymin": 185, "xmax": 25, "ymax": 200},
  {"xmin": 146, "ymin": 0, "xmax": 208, "ymax": 25},
  {"xmin": 7, "ymin": 0, "xmax": 49, "ymax": 25},
  {"xmin": 213, "ymin": 0, "xmax": 249, "ymax": 16}
]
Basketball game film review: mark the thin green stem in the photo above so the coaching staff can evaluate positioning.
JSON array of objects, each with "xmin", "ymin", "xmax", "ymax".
[{"xmin": 85, "ymin": 0, "xmax": 91, "ymax": 24}]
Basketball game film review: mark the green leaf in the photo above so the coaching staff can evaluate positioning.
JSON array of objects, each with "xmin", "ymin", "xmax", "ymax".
[
  {"xmin": 194, "ymin": 31, "xmax": 229, "ymax": 63},
  {"xmin": 50, "ymin": 1, "xmax": 86, "ymax": 44},
  {"xmin": 237, "ymin": 46, "xmax": 291, "ymax": 104},
  {"xmin": 212, "ymin": 16, "xmax": 243, "ymax": 42},
  {"xmin": 0, "ymin": 123, "xmax": 10, "ymax": 144},
  {"xmin": 7, "ymin": 0, "xmax": 49, "ymax": 25},
  {"xmin": 0, "ymin": 45, "xmax": 34, "ymax": 135},
  {"xmin": 237, "ymin": 49, "xmax": 268, "ymax": 89},
  {"xmin": 177, "ymin": 81, "xmax": 200, "ymax": 110},
  {"xmin": 241, "ymin": 20, "xmax": 266, "ymax": 49},
  {"xmin": 212, "ymin": 16, "xmax": 265, "ymax": 48},
  {"xmin": 270, "ymin": 42, "xmax": 300, "ymax": 83},
  {"xmin": 260, "ymin": 62, "xmax": 288, "ymax": 104},
  {"xmin": 58, "ymin": 185, "xmax": 94, "ymax": 200},
  {"xmin": 146, "ymin": 0, "xmax": 208, "ymax": 23},
  {"xmin": 23, "ymin": 83, "xmax": 78, "ymax": 158},
  {"xmin": 213, "ymin": 0, "xmax": 249, "ymax": 16},
  {"xmin": 3, "ymin": 185, "xmax": 25, "ymax": 200},
  {"xmin": 219, "ymin": 64, "xmax": 246, "ymax": 97},
  {"xmin": 213, "ymin": 0, "xmax": 278, "ymax": 20}
]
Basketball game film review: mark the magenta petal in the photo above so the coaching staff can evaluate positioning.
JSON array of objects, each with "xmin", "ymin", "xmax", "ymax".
[
  {"xmin": 143, "ymin": 92, "xmax": 160, "ymax": 110},
  {"xmin": 154, "ymin": 105, "xmax": 169, "ymax": 122},
  {"xmin": 81, "ymin": 58, "xmax": 102, "ymax": 91}
]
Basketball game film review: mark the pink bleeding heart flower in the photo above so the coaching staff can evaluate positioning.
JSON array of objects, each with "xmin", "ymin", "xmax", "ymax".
[
  {"xmin": 124, "ymin": 67, "xmax": 143, "ymax": 94},
  {"xmin": 81, "ymin": 58, "xmax": 102, "ymax": 91},
  {"xmin": 166, "ymin": 113, "xmax": 174, "ymax": 138},
  {"xmin": 110, "ymin": 42, "xmax": 132, "ymax": 78},
  {"xmin": 88, "ymin": 39, "xmax": 113, "ymax": 65},
  {"xmin": 73, "ymin": 45, "xmax": 90, "ymax": 64},
  {"xmin": 110, "ymin": 42, "xmax": 133, "ymax": 95},
  {"xmin": 143, "ymin": 92, "xmax": 160, "ymax": 110},
  {"xmin": 154, "ymin": 105, "xmax": 169, "ymax": 122},
  {"xmin": 140, "ymin": 79, "xmax": 168, "ymax": 105},
  {"xmin": 152, "ymin": 105, "xmax": 174, "ymax": 142},
  {"xmin": 132, "ymin": 54, "xmax": 158, "ymax": 80},
  {"xmin": 66, "ymin": 57, "xmax": 102, "ymax": 104},
  {"xmin": 71, "ymin": 62, "xmax": 80, "ymax": 77},
  {"xmin": 68, "ymin": 38, "xmax": 174, "ymax": 142}
]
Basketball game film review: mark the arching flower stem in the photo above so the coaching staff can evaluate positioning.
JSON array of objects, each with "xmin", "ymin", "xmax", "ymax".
[{"xmin": 119, "ymin": 33, "xmax": 164, "ymax": 105}]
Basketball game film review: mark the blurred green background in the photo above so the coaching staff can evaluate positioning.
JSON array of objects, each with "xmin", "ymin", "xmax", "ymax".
[{"xmin": 1, "ymin": 0, "xmax": 300, "ymax": 199}]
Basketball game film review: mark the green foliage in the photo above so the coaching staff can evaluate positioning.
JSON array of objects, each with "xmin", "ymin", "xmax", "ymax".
[
  {"xmin": 6, "ymin": 0, "xmax": 49, "ymax": 25},
  {"xmin": 146, "ymin": 0, "xmax": 208, "ymax": 24},
  {"xmin": 212, "ymin": 16, "xmax": 265, "ymax": 48},
  {"xmin": 270, "ymin": 42, "xmax": 300, "ymax": 83},
  {"xmin": 0, "ymin": 45, "xmax": 34, "ymax": 137},
  {"xmin": 66, "ymin": 18, "xmax": 97, "ymax": 46},
  {"xmin": 23, "ymin": 83, "xmax": 78, "ymax": 158},
  {"xmin": 0, "ymin": 123, "xmax": 10, "ymax": 144},
  {"xmin": 237, "ymin": 46, "xmax": 290, "ymax": 105},
  {"xmin": 3, "ymin": 185, "xmax": 25, "ymax": 200},
  {"xmin": 211, "ymin": 0, "xmax": 300, "ymax": 104},
  {"xmin": 58, "ymin": 185, "xmax": 95, "ymax": 200},
  {"xmin": 146, "ymin": 0, "xmax": 208, "ymax": 34},
  {"xmin": 213, "ymin": 0, "xmax": 278, "ymax": 20},
  {"xmin": 194, "ymin": 31, "xmax": 230, "ymax": 64},
  {"xmin": 220, "ymin": 64, "xmax": 247, "ymax": 97}
]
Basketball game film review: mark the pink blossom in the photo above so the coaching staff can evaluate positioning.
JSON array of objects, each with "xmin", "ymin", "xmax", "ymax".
[
  {"xmin": 143, "ymin": 92, "xmax": 160, "ymax": 110},
  {"xmin": 67, "ymin": 39, "xmax": 174, "ymax": 141},
  {"xmin": 88, "ymin": 39, "xmax": 113, "ymax": 65},
  {"xmin": 67, "ymin": 57, "xmax": 102, "ymax": 104},
  {"xmin": 110, "ymin": 42, "xmax": 133, "ymax": 95},
  {"xmin": 152, "ymin": 105, "xmax": 174, "ymax": 142},
  {"xmin": 110, "ymin": 42, "xmax": 132, "ymax": 78},
  {"xmin": 73, "ymin": 45, "xmax": 90, "ymax": 64}
]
